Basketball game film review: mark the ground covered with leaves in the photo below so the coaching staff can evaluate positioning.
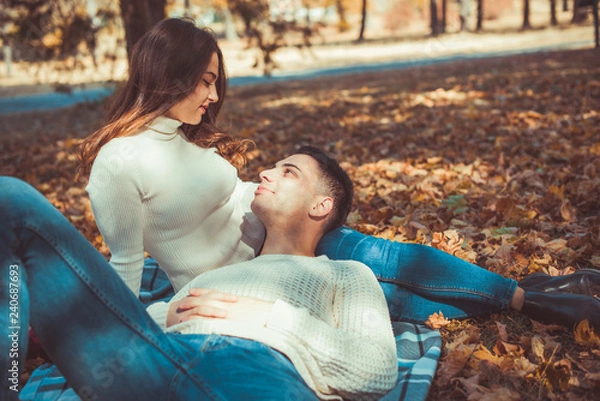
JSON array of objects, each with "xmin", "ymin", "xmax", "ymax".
[{"xmin": 1, "ymin": 48, "xmax": 599, "ymax": 400}]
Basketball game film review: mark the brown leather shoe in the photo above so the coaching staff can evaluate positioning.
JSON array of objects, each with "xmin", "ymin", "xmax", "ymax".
[
  {"xmin": 518, "ymin": 269, "xmax": 600, "ymax": 296},
  {"xmin": 520, "ymin": 290, "xmax": 600, "ymax": 331}
]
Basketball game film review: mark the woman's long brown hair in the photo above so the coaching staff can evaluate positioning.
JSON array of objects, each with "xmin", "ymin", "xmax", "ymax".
[{"xmin": 79, "ymin": 18, "xmax": 253, "ymax": 178}]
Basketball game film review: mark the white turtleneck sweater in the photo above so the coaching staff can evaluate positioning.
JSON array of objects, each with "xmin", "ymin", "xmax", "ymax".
[
  {"xmin": 147, "ymin": 254, "xmax": 398, "ymax": 400},
  {"xmin": 86, "ymin": 116, "xmax": 265, "ymax": 295}
]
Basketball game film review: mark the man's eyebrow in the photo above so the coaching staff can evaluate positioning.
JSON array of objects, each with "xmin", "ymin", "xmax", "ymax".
[{"xmin": 281, "ymin": 162, "xmax": 301, "ymax": 173}]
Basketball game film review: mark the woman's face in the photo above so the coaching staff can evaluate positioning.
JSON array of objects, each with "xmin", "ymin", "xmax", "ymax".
[{"xmin": 165, "ymin": 52, "xmax": 220, "ymax": 125}]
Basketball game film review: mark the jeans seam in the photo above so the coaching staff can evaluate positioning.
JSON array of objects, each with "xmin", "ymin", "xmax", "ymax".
[{"xmin": 377, "ymin": 276, "xmax": 507, "ymax": 302}]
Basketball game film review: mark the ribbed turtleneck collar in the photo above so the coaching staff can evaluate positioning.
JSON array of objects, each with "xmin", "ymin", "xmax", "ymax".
[{"xmin": 148, "ymin": 116, "xmax": 183, "ymax": 135}]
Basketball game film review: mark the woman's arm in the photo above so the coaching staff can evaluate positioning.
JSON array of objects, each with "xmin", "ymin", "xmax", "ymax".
[
  {"xmin": 87, "ymin": 145, "xmax": 146, "ymax": 296},
  {"xmin": 264, "ymin": 261, "xmax": 398, "ymax": 400}
]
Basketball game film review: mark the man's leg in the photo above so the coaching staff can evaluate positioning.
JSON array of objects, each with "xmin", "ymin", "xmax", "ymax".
[
  {"xmin": 0, "ymin": 177, "xmax": 213, "ymax": 400},
  {"xmin": 317, "ymin": 227, "xmax": 517, "ymax": 323}
]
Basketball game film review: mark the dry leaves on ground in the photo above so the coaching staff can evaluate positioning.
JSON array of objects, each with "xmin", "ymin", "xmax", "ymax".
[{"xmin": 1, "ymin": 48, "xmax": 599, "ymax": 400}]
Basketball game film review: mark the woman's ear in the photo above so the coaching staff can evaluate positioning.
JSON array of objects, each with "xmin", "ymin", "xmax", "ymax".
[{"xmin": 309, "ymin": 196, "xmax": 333, "ymax": 218}]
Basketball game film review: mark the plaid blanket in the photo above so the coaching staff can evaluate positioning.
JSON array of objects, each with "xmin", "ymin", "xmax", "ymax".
[{"xmin": 21, "ymin": 259, "xmax": 441, "ymax": 401}]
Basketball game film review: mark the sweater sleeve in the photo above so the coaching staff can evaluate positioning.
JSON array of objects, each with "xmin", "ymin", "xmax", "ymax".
[
  {"xmin": 231, "ymin": 179, "xmax": 258, "ymax": 212},
  {"xmin": 87, "ymin": 144, "xmax": 146, "ymax": 296},
  {"xmin": 146, "ymin": 301, "xmax": 169, "ymax": 330},
  {"xmin": 265, "ymin": 262, "xmax": 398, "ymax": 400}
]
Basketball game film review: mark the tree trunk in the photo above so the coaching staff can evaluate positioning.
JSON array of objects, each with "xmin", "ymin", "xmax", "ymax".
[
  {"xmin": 1, "ymin": 27, "xmax": 11, "ymax": 77},
  {"xmin": 476, "ymin": 0, "xmax": 483, "ymax": 31},
  {"xmin": 551, "ymin": 0, "xmax": 558, "ymax": 25},
  {"xmin": 336, "ymin": 0, "xmax": 349, "ymax": 32},
  {"xmin": 594, "ymin": 0, "xmax": 599, "ymax": 48},
  {"xmin": 459, "ymin": 0, "xmax": 472, "ymax": 31},
  {"xmin": 120, "ymin": 0, "xmax": 166, "ymax": 58},
  {"xmin": 183, "ymin": 0, "xmax": 192, "ymax": 18},
  {"xmin": 441, "ymin": 0, "xmax": 447, "ymax": 33},
  {"xmin": 523, "ymin": 0, "xmax": 532, "ymax": 29},
  {"xmin": 563, "ymin": 0, "xmax": 569, "ymax": 11},
  {"xmin": 572, "ymin": 0, "xmax": 587, "ymax": 23},
  {"xmin": 357, "ymin": 0, "xmax": 367, "ymax": 41},
  {"xmin": 3, "ymin": 44, "xmax": 11, "ymax": 77},
  {"xmin": 430, "ymin": 0, "xmax": 439, "ymax": 36},
  {"xmin": 222, "ymin": 6, "xmax": 239, "ymax": 43}
]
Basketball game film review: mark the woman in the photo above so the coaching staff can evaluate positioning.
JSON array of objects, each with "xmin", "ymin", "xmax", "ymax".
[
  {"xmin": 80, "ymin": 18, "xmax": 599, "ymax": 329},
  {"xmin": 80, "ymin": 18, "xmax": 264, "ymax": 296}
]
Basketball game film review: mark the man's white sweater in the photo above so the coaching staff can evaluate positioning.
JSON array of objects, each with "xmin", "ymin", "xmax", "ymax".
[
  {"xmin": 86, "ymin": 116, "xmax": 265, "ymax": 295},
  {"xmin": 147, "ymin": 254, "xmax": 398, "ymax": 400}
]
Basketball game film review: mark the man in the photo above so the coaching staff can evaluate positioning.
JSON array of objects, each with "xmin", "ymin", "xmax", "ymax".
[{"xmin": 0, "ymin": 147, "xmax": 397, "ymax": 401}]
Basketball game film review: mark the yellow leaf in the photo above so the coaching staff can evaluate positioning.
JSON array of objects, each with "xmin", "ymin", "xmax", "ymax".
[
  {"xmin": 531, "ymin": 335, "xmax": 546, "ymax": 362},
  {"xmin": 544, "ymin": 239, "xmax": 567, "ymax": 253},
  {"xmin": 548, "ymin": 185, "xmax": 565, "ymax": 200},
  {"xmin": 425, "ymin": 311, "xmax": 450, "ymax": 329},
  {"xmin": 544, "ymin": 359, "xmax": 572, "ymax": 392},
  {"xmin": 470, "ymin": 344, "xmax": 501, "ymax": 368},
  {"xmin": 574, "ymin": 320, "xmax": 600, "ymax": 347}
]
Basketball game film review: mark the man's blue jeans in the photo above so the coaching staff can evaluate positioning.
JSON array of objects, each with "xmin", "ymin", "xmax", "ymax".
[
  {"xmin": 0, "ymin": 177, "xmax": 318, "ymax": 401},
  {"xmin": 318, "ymin": 229, "xmax": 517, "ymax": 323}
]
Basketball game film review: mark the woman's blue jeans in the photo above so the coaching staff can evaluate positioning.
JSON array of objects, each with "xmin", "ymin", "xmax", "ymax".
[
  {"xmin": 0, "ymin": 177, "xmax": 317, "ymax": 401},
  {"xmin": 318, "ymin": 228, "xmax": 517, "ymax": 323}
]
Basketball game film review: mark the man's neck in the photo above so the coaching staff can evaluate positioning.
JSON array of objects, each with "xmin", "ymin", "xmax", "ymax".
[{"xmin": 259, "ymin": 227, "xmax": 319, "ymax": 257}]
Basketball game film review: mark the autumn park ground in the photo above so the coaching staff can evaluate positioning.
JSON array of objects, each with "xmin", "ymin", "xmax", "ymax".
[{"xmin": 1, "ymin": 15, "xmax": 600, "ymax": 401}]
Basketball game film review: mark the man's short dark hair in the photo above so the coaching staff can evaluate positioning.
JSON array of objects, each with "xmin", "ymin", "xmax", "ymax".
[{"xmin": 294, "ymin": 146, "xmax": 354, "ymax": 233}]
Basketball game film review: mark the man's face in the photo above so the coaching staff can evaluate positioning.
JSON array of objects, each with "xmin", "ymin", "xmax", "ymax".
[{"xmin": 251, "ymin": 154, "xmax": 323, "ymax": 226}]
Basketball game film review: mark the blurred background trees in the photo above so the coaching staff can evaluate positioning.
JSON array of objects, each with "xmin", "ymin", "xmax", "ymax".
[{"xmin": 1, "ymin": 0, "xmax": 598, "ymax": 80}]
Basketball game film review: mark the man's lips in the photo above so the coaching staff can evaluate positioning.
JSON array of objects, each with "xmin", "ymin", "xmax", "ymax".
[{"xmin": 255, "ymin": 185, "xmax": 273, "ymax": 195}]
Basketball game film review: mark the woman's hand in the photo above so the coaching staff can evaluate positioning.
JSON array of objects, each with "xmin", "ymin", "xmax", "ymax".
[
  {"xmin": 167, "ymin": 288, "xmax": 238, "ymax": 327},
  {"xmin": 166, "ymin": 288, "xmax": 274, "ymax": 328}
]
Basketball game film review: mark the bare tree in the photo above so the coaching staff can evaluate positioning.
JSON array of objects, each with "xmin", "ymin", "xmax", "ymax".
[
  {"xmin": 357, "ymin": 0, "xmax": 367, "ymax": 41},
  {"xmin": 459, "ymin": 0, "xmax": 472, "ymax": 31},
  {"xmin": 594, "ymin": 0, "xmax": 599, "ymax": 48},
  {"xmin": 119, "ymin": 0, "xmax": 166, "ymax": 57},
  {"xmin": 430, "ymin": 0, "xmax": 439, "ymax": 36},
  {"xmin": 228, "ymin": 0, "xmax": 318, "ymax": 76},
  {"xmin": 441, "ymin": 0, "xmax": 447, "ymax": 33},
  {"xmin": 476, "ymin": 0, "xmax": 484, "ymax": 31},
  {"xmin": 551, "ymin": 0, "xmax": 558, "ymax": 25},
  {"xmin": 336, "ymin": 0, "xmax": 349, "ymax": 32},
  {"xmin": 523, "ymin": 0, "xmax": 532, "ymax": 29}
]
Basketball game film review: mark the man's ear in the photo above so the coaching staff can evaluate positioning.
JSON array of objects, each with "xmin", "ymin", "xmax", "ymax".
[{"xmin": 309, "ymin": 196, "xmax": 333, "ymax": 218}]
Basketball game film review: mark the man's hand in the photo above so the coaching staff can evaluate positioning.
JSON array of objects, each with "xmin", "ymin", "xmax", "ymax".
[{"xmin": 166, "ymin": 288, "xmax": 275, "ymax": 328}]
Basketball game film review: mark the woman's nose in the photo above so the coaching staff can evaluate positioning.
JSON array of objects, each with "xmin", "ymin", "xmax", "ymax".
[{"xmin": 208, "ymin": 85, "xmax": 219, "ymax": 103}]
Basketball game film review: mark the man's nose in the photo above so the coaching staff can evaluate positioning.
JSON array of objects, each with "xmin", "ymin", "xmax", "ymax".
[{"xmin": 259, "ymin": 169, "xmax": 273, "ymax": 182}]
